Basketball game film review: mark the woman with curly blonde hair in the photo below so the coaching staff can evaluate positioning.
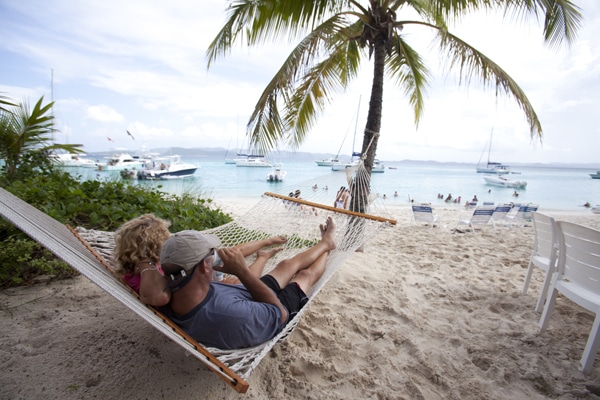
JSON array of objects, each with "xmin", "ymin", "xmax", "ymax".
[{"xmin": 113, "ymin": 214, "xmax": 172, "ymax": 306}]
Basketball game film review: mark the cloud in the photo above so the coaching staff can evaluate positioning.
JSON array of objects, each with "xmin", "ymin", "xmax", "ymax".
[{"xmin": 86, "ymin": 105, "xmax": 124, "ymax": 123}]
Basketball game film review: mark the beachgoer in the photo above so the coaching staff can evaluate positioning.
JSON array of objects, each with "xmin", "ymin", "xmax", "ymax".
[
  {"xmin": 312, "ymin": 184, "xmax": 318, "ymax": 191},
  {"xmin": 513, "ymin": 191, "xmax": 519, "ymax": 197},
  {"xmin": 334, "ymin": 186, "xmax": 346, "ymax": 208},
  {"xmin": 113, "ymin": 214, "xmax": 172, "ymax": 306},
  {"xmin": 383, "ymin": 194, "xmax": 387, "ymax": 200},
  {"xmin": 159, "ymin": 217, "xmax": 336, "ymax": 350},
  {"xmin": 472, "ymin": 195, "xmax": 478, "ymax": 202},
  {"xmin": 394, "ymin": 191, "xmax": 398, "ymax": 197},
  {"xmin": 114, "ymin": 214, "xmax": 289, "ymax": 304},
  {"xmin": 445, "ymin": 193, "xmax": 452, "ymax": 202}
]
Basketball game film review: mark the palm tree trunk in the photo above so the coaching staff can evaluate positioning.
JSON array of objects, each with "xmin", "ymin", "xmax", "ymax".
[{"xmin": 349, "ymin": 37, "xmax": 385, "ymax": 214}]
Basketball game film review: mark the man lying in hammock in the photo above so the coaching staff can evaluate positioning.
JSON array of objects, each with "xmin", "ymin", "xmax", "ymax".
[
  {"xmin": 113, "ymin": 213, "xmax": 288, "ymax": 307},
  {"xmin": 159, "ymin": 216, "xmax": 337, "ymax": 350}
]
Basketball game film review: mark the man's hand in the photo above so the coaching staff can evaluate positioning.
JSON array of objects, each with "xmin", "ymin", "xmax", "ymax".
[
  {"xmin": 214, "ymin": 247, "xmax": 248, "ymax": 277},
  {"xmin": 215, "ymin": 247, "xmax": 288, "ymax": 323}
]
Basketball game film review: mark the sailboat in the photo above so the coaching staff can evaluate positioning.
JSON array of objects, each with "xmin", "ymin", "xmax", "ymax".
[
  {"xmin": 331, "ymin": 97, "xmax": 363, "ymax": 171},
  {"xmin": 476, "ymin": 130, "xmax": 512, "ymax": 174}
]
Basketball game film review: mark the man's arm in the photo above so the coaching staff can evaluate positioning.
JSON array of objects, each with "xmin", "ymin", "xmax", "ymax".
[{"xmin": 217, "ymin": 247, "xmax": 288, "ymax": 323}]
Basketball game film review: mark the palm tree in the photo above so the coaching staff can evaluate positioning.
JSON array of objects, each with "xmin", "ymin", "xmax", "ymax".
[
  {"xmin": 0, "ymin": 95, "xmax": 84, "ymax": 182},
  {"xmin": 207, "ymin": 0, "xmax": 581, "ymax": 209}
]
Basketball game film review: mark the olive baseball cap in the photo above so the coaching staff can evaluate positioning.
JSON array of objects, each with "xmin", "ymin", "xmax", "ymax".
[{"xmin": 160, "ymin": 230, "xmax": 221, "ymax": 274}]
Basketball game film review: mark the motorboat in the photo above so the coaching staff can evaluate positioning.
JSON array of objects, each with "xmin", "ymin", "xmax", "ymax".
[
  {"xmin": 483, "ymin": 174, "xmax": 527, "ymax": 189},
  {"xmin": 331, "ymin": 152, "xmax": 361, "ymax": 171},
  {"xmin": 236, "ymin": 156, "xmax": 272, "ymax": 167},
  {"xmin": 50, "ymin": 152, "xmax": 98, "ymax": 168},
  {"xmin": 266, "ymin": 164, "xmax": 286, "ymax": 182},
  {"xmin": 315, "ymin": 158, "xmax": 340, "ymax": 167},
  {"xmin": 590, "ymin": 171, "xmax": 600, "ymax": 179},
  {"xmin": 372, "ymin": 159, "xmax": 385, "ymax": 173},
  {"xmin": 122, "ymin": 155, "xmax": 198, "ymax": 180},
  {"xmin": 98, "ymin": 152, "xmax": 149, "ymax": 171}
]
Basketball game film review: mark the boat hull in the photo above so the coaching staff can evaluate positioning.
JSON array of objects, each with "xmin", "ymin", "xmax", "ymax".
[
  {"xmin": 315, "ymin": 158, "xmax": 339, "ymax": 167},
  {"xmin": 476, "ymin": 166, "xmax": 511, "ymax": 174},
  {"xmin": 483, "ymin": 175, "xmax": 527, "ymax": 189}
]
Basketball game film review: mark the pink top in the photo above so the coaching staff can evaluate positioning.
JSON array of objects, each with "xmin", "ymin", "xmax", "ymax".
[{"xmin": 123, "ymin": 263, "xmax": 165, "ymax": 293}]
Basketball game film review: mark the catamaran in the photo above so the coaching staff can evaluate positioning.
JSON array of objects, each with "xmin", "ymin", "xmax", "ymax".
[{"xmin": 476, "ymin": 130, "xmax": 513, "ymax": 174}]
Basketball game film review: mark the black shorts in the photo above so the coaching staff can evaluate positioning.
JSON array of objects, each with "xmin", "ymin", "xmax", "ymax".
[{"xmin": 260, "ymin": 275, "xmax": 308, "ymax": 323}]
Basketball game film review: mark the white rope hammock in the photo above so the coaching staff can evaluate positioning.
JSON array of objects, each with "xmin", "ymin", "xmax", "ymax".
[{"xmin": 0, "ymin": 164, "xmax": 395, "ymax": 393}]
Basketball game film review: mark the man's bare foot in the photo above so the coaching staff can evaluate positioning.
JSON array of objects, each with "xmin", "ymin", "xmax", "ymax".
[
  {"xmin": 257, "ymin": 247, "xmax": 284, "ymax": 259},
  {"xmin": 319, "ymin": 216, "xmax": 337, "ymax": 251},
  {"xmin": 269, "ymin": 236, "xmax": 287, "ymax": 246}
]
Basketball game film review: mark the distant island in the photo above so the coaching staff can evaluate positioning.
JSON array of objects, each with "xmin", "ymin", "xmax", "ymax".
[{"xmin": 85, "ymin": 147, "xmax": 600, "ymax": 169}]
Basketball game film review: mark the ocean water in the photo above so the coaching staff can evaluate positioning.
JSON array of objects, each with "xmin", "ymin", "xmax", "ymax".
[{"xmin": 76, "ymin": 158, "xmax": 600, "ymax": 212}]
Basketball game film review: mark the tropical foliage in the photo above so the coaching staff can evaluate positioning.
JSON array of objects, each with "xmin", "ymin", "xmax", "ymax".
[
  {"xmin": 207, "ymin": 0, "xmax": 582, "ymax": 179},
  {"xmin": 0, "ymin": 95, "xmax": 84, "ymax": 182},
  {"xmin": 0, "ymin": 93, "xmax": 232, "ymax": 287},
  {"xmin": 0, "ymin": 172, "xmax": 231, "ymax": 287}
]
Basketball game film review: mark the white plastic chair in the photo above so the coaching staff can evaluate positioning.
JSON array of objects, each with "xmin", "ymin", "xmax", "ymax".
[
  {"xmin": 522, "ymin": 212, "xmax": 559, "ymax": 312},
  {"xmin": 455, "ymin": 206, "xmax": 495, "ymax": 233},
  {"xmin": 539, "ymin": 221, "xmax": 600, "ymax": 373},
  {"xmin": 411, "ymin": 204, "xmax": 438, "ymax": 227},
  {"xmin": 490, "ymin": 204, "xmax": 513, "ymax": 228},
  {"xmin": 506, "ymin": 204, "xmax": 539, "ymax": 227}
]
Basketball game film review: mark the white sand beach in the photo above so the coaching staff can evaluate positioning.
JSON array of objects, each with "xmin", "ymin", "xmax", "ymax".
[{"xmin": 2, "ymin": 204, "xmax": 600, "ymax": 399}]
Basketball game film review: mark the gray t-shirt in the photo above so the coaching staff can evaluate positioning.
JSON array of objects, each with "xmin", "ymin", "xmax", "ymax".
[{"xmin": 162, "ymin": 282, "xmax": 284, "ymax": 349}]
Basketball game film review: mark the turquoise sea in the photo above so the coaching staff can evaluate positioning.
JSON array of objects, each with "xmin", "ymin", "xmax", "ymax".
[{"xmin": 76, "ymin": 157, "xmax": 600, "ymax": 212}]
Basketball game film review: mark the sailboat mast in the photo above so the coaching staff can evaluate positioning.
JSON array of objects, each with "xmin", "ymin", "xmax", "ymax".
[
  {"xmin": 352, "ymin": 95, "xmax": 361, "ymax": 156},
  {"xmin": 50, "ymin": 68, "xmax": 55, "ymax": 144},
  {"xmin": 487, "ymin": 128, "xmax": 493, "ymax": 165}
]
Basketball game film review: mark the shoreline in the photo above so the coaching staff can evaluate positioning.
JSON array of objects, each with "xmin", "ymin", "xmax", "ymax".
[{"xmin": 2, "ymin": 203, "xmax": 600, "ymax": 399}]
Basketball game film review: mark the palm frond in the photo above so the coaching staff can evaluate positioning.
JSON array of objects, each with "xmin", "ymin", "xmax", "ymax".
[
  {"xmin": 207, "ymin": 0, "xmax": 343, "ymax": 67},
  {"xmin": 246, "ymin": 15, "xmax": 356, "ymax": 153},
  {"xmin": 385, "ymin": 34, "xmax": 431, "ymax": 126},
  {"xmin": 435, "ymin": 29, "xmax": 542, "ymax": 139}
]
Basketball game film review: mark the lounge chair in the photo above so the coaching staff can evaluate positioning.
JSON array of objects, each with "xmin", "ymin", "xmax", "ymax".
[
  {"xmin": 411, "ymin": 204, "xmax": 438, "ymax": 227},
  {"xmin": 539, "ymin": 221, "xmax": 600, "ymax": 373},
  {"xmin": 522, "ymin": 212, "xmax": 559, "ymax": 312},
  {"xmin": 505, "ymin": 204, "xmax": 539, "ymax": 227},
  {"xmin": 490, "ymin": 204, "xmax": 513, "ymax": 228},
  {"xmin": 464, "ymin": 201, "xmax": 478, "ymax": 210},
  {"xmin": 455, "ymin": 206, "xmax": 495, "ymax": 233}
]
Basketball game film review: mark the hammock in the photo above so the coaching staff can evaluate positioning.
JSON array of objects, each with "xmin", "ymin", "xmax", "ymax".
[{"xmin": 0, "ymin": 165, "xmax": 395, "ymax": 393}]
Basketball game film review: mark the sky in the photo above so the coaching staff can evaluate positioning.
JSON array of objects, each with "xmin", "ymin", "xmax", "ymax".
[{"xmin": 0, "ymin": 0, "xmax": 599, "ymax": 165}]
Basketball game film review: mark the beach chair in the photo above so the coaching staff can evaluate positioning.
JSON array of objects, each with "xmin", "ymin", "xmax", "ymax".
[
  {"xmin": 455, "ymin": 206, "xmax": 495, "ymax": 233},
  {"xmin": 464, "ymin": 201, "xmax": 478, "ymax": 210},
  {"xmin": 483, "ymin": 202, "xmax": 495, "ymax": 206},
  {"xmin": 489, "ymin": 204, "xmax": 512, "ymax": 228},
  {"xmin": 522, "ymin": 212, "xmax": 559, "ymax": 312},
  {"xmin": 411, "ymin": 204, "xmax": 438, "ymax": 227},
  {"xmin": 505, "ymin": 204, "xmax": 538, "ymax": 227},
  {"xmin": 539, "ymin": 221, "xmax": 600, "ymax": 373}
]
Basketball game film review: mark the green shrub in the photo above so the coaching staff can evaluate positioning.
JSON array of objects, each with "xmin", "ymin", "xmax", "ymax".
[{"xmin": 0, "ymin": 169, "xmax": 232, "ymax": 288}]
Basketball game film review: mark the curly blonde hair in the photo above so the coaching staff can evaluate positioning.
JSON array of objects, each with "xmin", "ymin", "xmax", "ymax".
[{"xmin": 113, "ymin": 214, "xmax": 172, "ymax": 275}]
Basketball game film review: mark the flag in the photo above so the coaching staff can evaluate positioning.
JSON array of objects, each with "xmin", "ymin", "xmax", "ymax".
[
  {"xmin": 127, "ymin": 130, "xmax": 135, "ymax": 140},
  {"xmin": 107, "ymin": 137, "xmax": 114, "ymax": 142}
]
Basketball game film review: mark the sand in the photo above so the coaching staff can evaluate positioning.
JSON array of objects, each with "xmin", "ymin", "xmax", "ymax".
[{"xmin": 2, "ymin": 204, "xmax": 600, "ymax": 399}]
